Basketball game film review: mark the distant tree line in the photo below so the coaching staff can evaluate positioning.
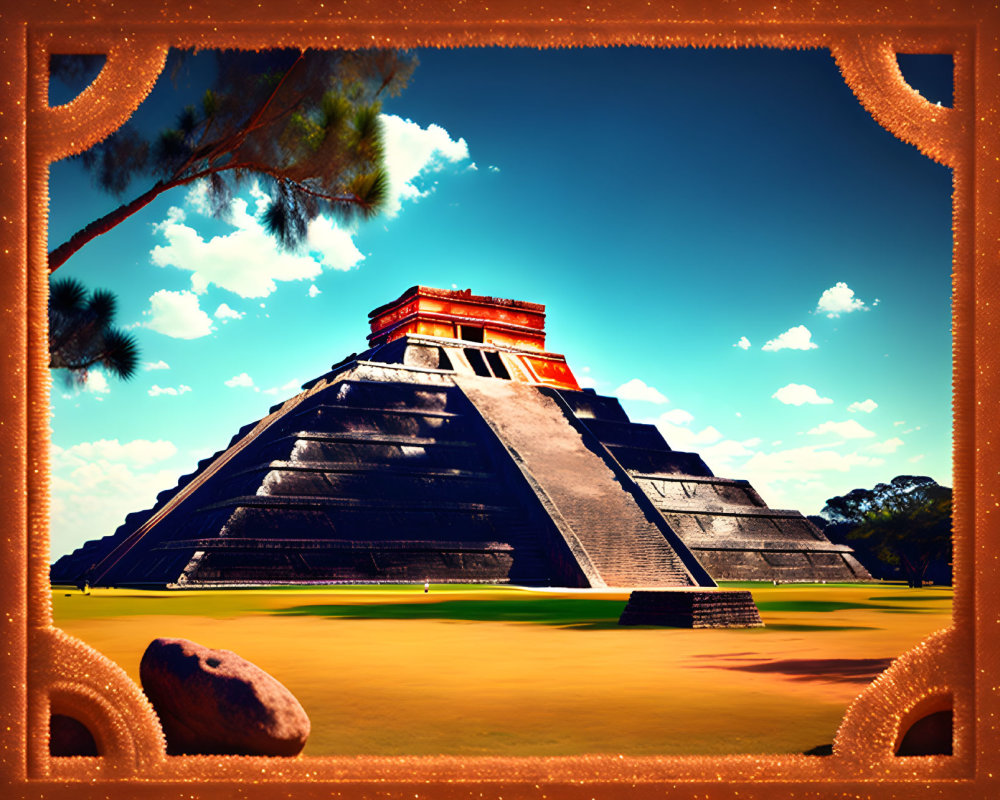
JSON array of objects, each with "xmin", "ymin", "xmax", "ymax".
[{"xmin": 809, "ymin": 475, "xmax": 952, "ymax": 588}]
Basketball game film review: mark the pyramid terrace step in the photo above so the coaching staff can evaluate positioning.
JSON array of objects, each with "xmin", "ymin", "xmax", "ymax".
[
  {"xmin": 194, "ymin": 494, "xmax": 518, "ymax": 514},
  {"xmin": 233, "ymin": 461, "xmax": 493, "ymax": 480},
  {"xmin": 249, "ymin": 432, "xmax": 487, "ymax": 466},
  {"xmin": 659, "ymin": 511, "xmax": 828, "ymax": 546},
  {"xmin": 654, "ymin": 505, "xmax": 821, "ymax": 520},
  {"xmin": 277, "ymin": 439, "xmax": 490, "ymax": 472},
  {"xmin": 605, "ymin": 444, "xmax": 714, "ymax": 476},
  {"xmin": 631, "ymin": 473, "xmax": 757, "ymax": 486},
  {"xmin": 579, "ymin": 418, "xmax": 672, "ymax": 450},
  {"xmin": 688, "ymin": 540, "xmax": 857, "ymax": 552},
  {"xmin": 290, "ymin": 406, "xmax": 469, "ymax": 436},
  {"xmin": 151, "ymin": 538, "xmax": 514, "ymax": 552},
  {"xmin": 291, "ymin": 404, "xmax": 460, "ymax": 420},
  {"xmin": 631, "ymin": 473, "xmax": 767, "ymax": 510},
  {"xmin": 555, "ymin": 390, "xmax": 630, "ymax": 422},
  {"xmin": 241, "ymin": 467, "xmax": 509, "ymax": 505},
  {"xmin": 292, "ymin": 432, "xmax": 476, "ymax": 447},
  {"xmin": 324, "ymin": 379, "xmax": 458, "ymax": 412}
]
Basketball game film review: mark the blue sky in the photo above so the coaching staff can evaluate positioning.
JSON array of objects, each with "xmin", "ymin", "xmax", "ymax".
[{"xmin": 47, "ymin": 47, "xmax": 953, "ymax": 560}]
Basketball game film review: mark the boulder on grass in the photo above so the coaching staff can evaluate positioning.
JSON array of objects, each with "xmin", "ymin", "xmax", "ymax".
[{"xmin": 140, "ymin": 637, "xmax": 310, "ymax": 756}]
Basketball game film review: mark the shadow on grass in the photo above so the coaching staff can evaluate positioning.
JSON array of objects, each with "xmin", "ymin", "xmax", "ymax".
[
  {"xmin": 874, "ymin": 594, "xmax": 952, "ymax": 602},
  {"xmin": 714, "ymin": 656, "xmax": 896, "ymax": 683},
  {"xmin": 760, "ymin": 623, "xmax": 879, "ymax": 632},
  {"xmin": 754, "ymin": 600, "xmax": 928, "ymax": 614},
  {"xmin": 271, "ymin": 597, "xmax": 629, "ymax": 628}
]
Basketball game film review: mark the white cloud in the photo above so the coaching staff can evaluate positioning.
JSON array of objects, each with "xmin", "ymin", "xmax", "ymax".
[
  {"xmin": 816, "ymin": 282, "xmax": 867, "ymax": 317},
  {"xmin": 771, "ymin": 383, "xmax": 833, "ymax": 406},
  {"xmin": 690, "ymin": 425, "xmax": 724, "ymax": 445},
  {"xmin": 741, "ymin": 444, "xmax": 884, "ymax": 490},
  {"xmin": 733, "ymin": 336, "xmax": 751, "ymax": 350},
  {"xmin": 848, "ymin": 398, "xmax": 878, "ymax": 414},
  {"xmin": 148, "ymin": 384, "xmax": 192, "ymax": 397},
  {"xmin": 214, "ymin": 303, "xmax": 244, "ymax": 320},
  {"xmin": 185, "ymin": 180, "xmax": 212, "ymax": 215},
  {"xmin": 49, "ymin": 438, "xmax": 183, "ymax": 560},
  {"xmin": 224, "ymin": 372, "xmax": 255, "ymax": 389},
  {"xmin": 150, "ymin": 180, "xmax": 366, "ymax": 301},
  {"xmin": 152, "ymin": 118, "xmax": 466, "ymax": 299},
  {"xmin": 575, "ymin": 367, "xmax": 600, "ymax": 390},
  {"xmin": 614, "ymin": 378, "xmax": 668, "ymax": 404},
  {"xmin": 55, "ymin": 438, "xmax": 178, "ymax": 468},
  {"xmin": 308, "ymin": 284, "xmax": 321, "ymax": 298},
  {"xmin": 894, "ymin": 420, "xmax": 906, "ymax": 426},
  {"xmin": 51, "ymin": 368, "xmax": 109, "ymax": 400},
  {"xmin": 488, "ymin": 165, "xmax": 500, "ymax": 173},
  {"xmin": 151, "ymin": 198, "xmax": 328, "ymax": 298},
  {"xmin": 653, "ymin": 417, "xmax": 724, "ymax": 451},
  {"xmin": 644, "ymin": 410, "xmax": 750, "ymax": 474},
  {"xmin": 263, "ymin": 378, "xmax": 302, "ymax": 396},
  {"xmin": 807, "ymin": 419, "xmax": 877, "ymax": 439},
  {"xmin": 83, "ymin": 370, "xmax": 110, "ymax": 395},
  {"xmin": 908, "ymin": 454, "xmax": 926, "ymax": 463},
  {"xmin": 636, "ymin": 408, "xmax": 895, "ymax": 512},
  {"xmin": 144, "ymin": 289, "xmax": 215, "ymax": 339},
  {"xmin": 142, "ymin": 360, "xmax": 170, "ymax": 371},
  {"xmin": 700, "ymin": 437, "xmax": 757, "ymax": 469},
  {"xmin": 762, "ymin": 325, "xmax": 818, "ymax": 351},
  {"xmin": 379, "ymin": 114, "xmax": 470, "ymax": 218},
  {"xmin": 660, "ymin": 408, "xmax": 694, "ymax": 425},
  {"xmin": 869, "ymin": 437, "xmax": 904, "ymax": 454},
  {"xmin": 305, "ymin": 215, "xmax": 366, "ymax": 272}
]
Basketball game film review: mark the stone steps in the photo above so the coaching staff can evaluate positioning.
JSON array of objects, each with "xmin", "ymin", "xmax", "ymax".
[
  {"xmin": 457, "ymin": 377, "xmax": 699, "ymax": 588},
  {"xmin": 618, "ymin": 589, "xmax": 764, "ymax": 628}
]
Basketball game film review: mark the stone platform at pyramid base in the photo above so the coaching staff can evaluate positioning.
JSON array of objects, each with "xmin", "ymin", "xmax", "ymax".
[
  {"xmin": 169, "ymin": 539, "xmax": 521, "ymax": 588},
  {"xmin": 617, "ymin": 589, "xmax": 764, "ymax": 628},
  {"xmin": 690, "ymin": 547, "xmax": 870, "ymax": 583}
]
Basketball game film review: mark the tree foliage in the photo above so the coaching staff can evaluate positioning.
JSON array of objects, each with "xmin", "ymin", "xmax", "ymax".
[
  {"xmin": 820, "ymin": 476, "xmax": 952, "ymax": 587},
  {"xmin": 49, "ymin": 277, "xmax": 139, "ymax": 383},
  {"xmin": 48, "ymin": 48, "xmax": 417, "ymax": 272}
]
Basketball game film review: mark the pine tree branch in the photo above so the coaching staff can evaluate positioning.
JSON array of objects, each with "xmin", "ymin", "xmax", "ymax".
[
  {"xmin": 48, "ymin": 351, "xmax": 105, "ymax": 371},
  {"xmin": 49, "ymin": 52, "xmax": 387, "ymax": 272},
  {"xmin": 48, "ymin": 180, "xmax": 175, "ymax": 272},
  {"xmin": 235, "ymin": 162, "xmax": 370, "ymax": 206},
  {"xmin": 226, "ymin": 52, "xmax": 307, "ymax": 158},
  {"xmin": 48, "ymin": 155, "xmax": 375, "ymax": 273}
]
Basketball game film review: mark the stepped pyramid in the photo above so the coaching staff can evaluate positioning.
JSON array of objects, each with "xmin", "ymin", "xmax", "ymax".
[{"xmin": 51, "ymin": 286, "xmax": 869, "ymax": 589}]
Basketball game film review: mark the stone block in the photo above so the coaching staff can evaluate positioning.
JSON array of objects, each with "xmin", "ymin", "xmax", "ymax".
[{"xmin": 618, "ymin": 589, "xmax": 764, "ymax": 628}]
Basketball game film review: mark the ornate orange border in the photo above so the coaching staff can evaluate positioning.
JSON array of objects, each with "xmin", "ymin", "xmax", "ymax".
[{"xmin": 1, "ymin": 1, "xmax": 995, "ymax": 798}]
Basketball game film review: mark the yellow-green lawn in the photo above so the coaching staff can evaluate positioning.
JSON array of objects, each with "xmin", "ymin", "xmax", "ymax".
[{"xmin": 50, "ymin": 582, "xmax": 951, "ymax": 757}]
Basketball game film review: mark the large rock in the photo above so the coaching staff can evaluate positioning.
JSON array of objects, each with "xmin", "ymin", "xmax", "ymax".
[{"xmin": 140, "ymin": 637, "xmax": 310, "ymax": 756}]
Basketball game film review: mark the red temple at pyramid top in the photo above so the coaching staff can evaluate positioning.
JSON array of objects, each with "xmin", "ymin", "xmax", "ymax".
[{"xmin": 367, "ymin": 285, "xmax": 579, "ymax": 391}]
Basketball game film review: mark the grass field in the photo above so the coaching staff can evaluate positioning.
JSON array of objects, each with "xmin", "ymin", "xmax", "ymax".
[{"xmin": 50, "ymin": 582, "xmax": 952, "ymax": 757}]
